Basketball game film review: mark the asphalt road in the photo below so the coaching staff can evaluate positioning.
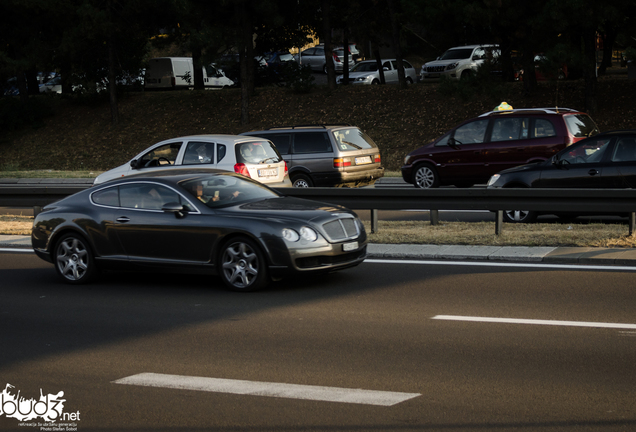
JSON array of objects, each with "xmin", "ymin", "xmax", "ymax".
[{"xmin": 1, "ymin": 251, "xmax": 635, "ymax": 431}]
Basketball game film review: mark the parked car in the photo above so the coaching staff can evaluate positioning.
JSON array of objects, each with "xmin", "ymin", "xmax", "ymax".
[
  {"xmin": 487, "ymin": 130, "xmax": 636, "ymax": 222},
  {"xmin": 335, "ymin": 43, "xmax": 362, "ymax": 62},
  {"xmin": 32, "ymin": 170, "xmax": 367, "ymax": 291},
  {"xmin": 401, "ymin": 107, "xmax": 599, "ymax": 189},
  {"xmin": 420, "ymin": 44, "xmax": 500, "ymax": 81},
  {"xmin": 144, "ymin": 57, "xmax": 234, "ymax": 90},
  {"xmin": 336, "ymin": 59, "xmax": 417, "ymax": 85},
  {"xmin": 240, "ymin": 125, "xmax": 384, "ymax": 187},
  {"xmin": 260, "ymin": 51, "xmax": 297, "ymax": 69},
  {"xmin": 295, "ymin": 46, "xmax": 355, "ymax": 73},
  {"xmin": 93, "ymin": 134, "xmax": 291, "ymax": 187},
  {"xmin": 39, "ymin": 76, "xmax": 62, "ymax": 93}
]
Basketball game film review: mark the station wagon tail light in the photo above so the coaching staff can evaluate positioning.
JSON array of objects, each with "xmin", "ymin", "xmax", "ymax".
[
  {"xmin": 333, "ymin": 157, "xmax": 351, "ymax": 168},
  {"xmin": 234, "ymin": 163, "xmax": 251, "ymax": 178},
  {"xmin": 374, "ymin": 154, "xmax": 381, "ymax": 163}
]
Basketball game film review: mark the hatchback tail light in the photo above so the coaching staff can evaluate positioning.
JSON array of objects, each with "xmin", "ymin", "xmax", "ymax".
[
  {"xmin": 374, "ymin": 154, "xmax": 381, "ymax": 163},
  {"xmin": 284, "ymin": 161, "xmax": 288, "ymax": 175},
  {"xmin": 234, "ymin": 163, "xmax": 251, "ymax": 178},
  {"xmin": 333, "ymin": 157, "xmax": 351, "ymax": 168},
  {"xmin": 332, "ymin": 53, "xmax": 342, "ymax": 63}
]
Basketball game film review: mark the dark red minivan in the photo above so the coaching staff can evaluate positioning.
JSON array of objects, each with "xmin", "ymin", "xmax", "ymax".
[{"xmin": 401, "ymin": 107, "xmax": 599, "ymax": 188}]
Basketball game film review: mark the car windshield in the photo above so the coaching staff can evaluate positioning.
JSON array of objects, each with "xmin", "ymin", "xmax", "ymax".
[
  {"xmin": 440, "ymin": 48, "xmax": 474, "ymax": 60},
  {"xmin": 564, "ymin": 114, "xmax": 600, "ymax": 138},
  {"xmin": 351, "ymin": 62, "xmax": 378, "ymax": 72},
  {"xmin": 332, "ymin": 128, "xmax": 378, "ymax": 151},
  {"xmin": 235, "ymin": 141, "xmax": 282, "ymax": 164},
  {"xmin": 181, "ymin": 174, "xmax": 279, "ymax": 208}
]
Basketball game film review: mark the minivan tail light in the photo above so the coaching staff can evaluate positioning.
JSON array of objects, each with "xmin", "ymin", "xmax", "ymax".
[
  {"xmin": 374, "ymin": 154, "xmax": 381, "ymax": 163},
  {"xmin": 234, "ymin": 163, "xmax": 251, "ymax": 177},
  {"xmin": 333, "ymin": 157, "xmax": 351, "ymax": 168}
]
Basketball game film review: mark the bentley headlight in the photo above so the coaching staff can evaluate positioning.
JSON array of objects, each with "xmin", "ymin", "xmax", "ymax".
[
  {"xmin": 300, "ymin": 226, "xmax": 318, "ymax": 242},
  {"xmin": 487, "ymin": 174, "xmax": 500, "ymax": 187},
  {"xmin": 282, "ymin": 228, "xmax": 300, "ymax": 242}
]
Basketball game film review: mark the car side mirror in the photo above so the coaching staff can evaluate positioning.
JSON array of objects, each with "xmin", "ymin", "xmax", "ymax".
[
  {"xmin": 162, "ymin": 202, "xmax": 187, "ymax": 218},
  {"xmin": 130, "ymin": 159, "xmax": 139, "ymax": 169},
  {"xmin": 448, "ymin": 137, "xmax": 460, "ymax": 150}
]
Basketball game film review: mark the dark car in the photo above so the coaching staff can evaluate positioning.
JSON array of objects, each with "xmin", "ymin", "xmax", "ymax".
[
  {"xmin": 31, "ymin": 170, "xmax": 367, "ymax": 291},
  {"xmin": 487, "ymin": 130, "xmax": 636, "ymax": 222},
  {"xmin": 402, "ymin": 107, "xmax": 599, "ymax": 189}
]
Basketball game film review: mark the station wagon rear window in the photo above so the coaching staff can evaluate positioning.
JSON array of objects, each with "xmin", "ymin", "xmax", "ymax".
[{"xmin": 332, "ymin": 128, "xmax": 378, "ymax": 151}]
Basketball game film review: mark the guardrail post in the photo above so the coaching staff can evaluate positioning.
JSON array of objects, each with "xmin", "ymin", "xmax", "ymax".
[
  {"xmin": 371, "ymin": 209, "xmax": 378, "ymax": 233},
  {"xmin": 430, "ymin": 209, "xmax": 439, "ymax": 226},
  {"xmin": 630, "ymin": 212, "xmax": 635, "ymax": 236},
  {"xmin": 495, "ymin": 210, "xmax": 503, "ymax": 235}
]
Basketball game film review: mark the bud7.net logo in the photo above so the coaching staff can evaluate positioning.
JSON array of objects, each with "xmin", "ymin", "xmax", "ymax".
[{"xmin": 1, "ymin": 383, "xmax": 80, "ymax": 422}]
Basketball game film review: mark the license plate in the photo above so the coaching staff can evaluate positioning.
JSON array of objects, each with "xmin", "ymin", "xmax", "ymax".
[
  {"xmin": 355, "ymin": 156, "xmax": 372, "ymax": 165},
  {"xmin": 427, "ymin": 73, "xmax": 439, "ymax": 78},
  {"xmin": 258, "ymin": 168, "xmax": 278, "ymax": 177},
  {"xmin": 342, "ymin": 241, "xmax": 358, "ymax": 252}
]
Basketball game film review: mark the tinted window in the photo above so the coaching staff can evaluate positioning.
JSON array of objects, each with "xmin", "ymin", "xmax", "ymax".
[
  {"xmin": 92, "ymin": 187, "xmax": 119, "ymax": 207},
  {"xmin": 217, "ymin": 144, "xmax": 227, "ymax": 162},
  {"xmin": 564, "ymin": 114, "xmax": 599, "ymax": 138},
  {"xmin": 267, "ymin": 134, "xmax": 291, "ymax": 154},
  {"xmin": 612, "ymin": 137, "xmax": 636, "ymax": 162},
  {"xmin": 559, "ymin": 138, "xmax": 611, "ymax": 165},
  {"xmin": 183, "ymin": 141, "xmax": 214, "ymax": 165},
  {"xmin": 182, "ymin": 175, "xmax": 278, "ymax": 209},
  {"xmin": 120, "ymin": 183, "xmax": 181, "ymax": 210},
  {"xmin": 440, "ymin": 48, "xmax": 473, "ymax": 60},
  {"xmin": 491, "ymin": 118, "xmax": 528, "ymax": 142},
  {"xmin": 532, "ymin": 119, "xmax": 556, "ymax": 138},
  {"xmin": 453, "ymin": 119, "xmax": 488, "ymax": 144},
  {"xmin": 332, "ymin": 128, "xmax": 377, "ymax": 151},
  {"xmin": 351, "ymin": 62, "xmax": 378, "ymax": 72},
  {"xmin": 235, "ymin": 141, "xmax": 282, "ymax": 164},
  {"xmin": 139, "ymin": 142, "xmax": 181, "ymax": 168},
  {"xmin": 293, "ymin": 132, "xmax": 333, "ymax": 153},
  {"xmin": 434, "ymin": 133, "xmax": 451, "ymax": 147}
]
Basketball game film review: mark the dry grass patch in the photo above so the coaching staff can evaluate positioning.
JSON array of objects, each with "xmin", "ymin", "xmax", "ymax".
[
  {"xmin": 0, "ymin": 214, "xmax": 33, "ymax": 235},
  {"xmin": 362, "ymin": 220, "xmax": 636, "ymax": 248}
]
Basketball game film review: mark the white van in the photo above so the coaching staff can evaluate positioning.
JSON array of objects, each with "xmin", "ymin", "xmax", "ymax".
[{"xmin": 144, "ymin": 57, "xmax": 234, "ymax": 90}]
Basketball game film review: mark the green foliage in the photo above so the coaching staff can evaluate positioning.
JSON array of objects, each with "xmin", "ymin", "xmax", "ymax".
[
  {"xmin": 283, "ymin": 63, "xmax": 315, "ymax": 94},
  {"xmin": 0, "ymin": 97, "xmax": 53, "ymax": 132}
]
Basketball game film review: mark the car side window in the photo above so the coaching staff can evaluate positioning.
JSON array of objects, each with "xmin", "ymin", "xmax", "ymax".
[
  {"xmin": 267, "ymin": 134, "xmax": 291, "ymax": 154},
  {"xmin": 183, "ymin": 141, "xmax": 214, "ymax": 165},
  {"xmin": 612, "ymin": 137, "xmax": 636, "ymax": 162},
  {"xmin": 138, "ymin": 142, "xmax": 181, "ymax": 168},
  {"xmin": 217, "ymin": 144, "xmax": 227, "ymax": 162},
  {"xmin": 560, "ymin": 138, "xmax": 611, "ymax": 165},
  {"xmin": 453, "ymin": 119, "xmax": 488, "ymax": 144},
  {"xmin": 293, "ymin": 132, "xmax": 333, "ymax": 154},
  {"xmin": 532, "ymin": 119, "xmax": 557, "ymax": 138},
  {"xmin": 382, "ymin": 61, "xmax": 392, "ymax": 70},
  {"xmin": 434, "ymin": 133, "xmax": 451, "ymax": 147},
  {"xmin": 491, "ymin": 118, "xmax": 529, "ymax": 142},
  {"xmin": 120, "ymin": 183, "xmax": 182, "ymax": 210},
  {"xmin": 92, "ymin": 187, "xmax": 119, "ymax": 207},
  {"xmin": 473, "ymin": 48, "xmax": 485, "ymax": 60}
]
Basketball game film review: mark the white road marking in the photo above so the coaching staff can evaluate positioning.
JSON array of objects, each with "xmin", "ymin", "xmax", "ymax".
[
  {"xmin": 366, "ymin": 258, "xmax": 636, "ymax": 272},
  {"xmin": 432, "ymin": 315, "xmax": 636, "ymax": 329},
  {"xmin": 112, "ymin": 373, "xmax": 420, "ymax": 406},
  {"xmin": 0, "ymin": 248, "xmax": 32, "ymax": 253}
]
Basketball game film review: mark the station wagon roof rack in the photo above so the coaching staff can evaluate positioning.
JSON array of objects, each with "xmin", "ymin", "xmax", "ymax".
[
  {"xmin": 479, "ymin": 107, "xmax": 580, "ymax": 117},
  {"xmin": 263, "ymin": 124, "xmax": 352, "ymax": 130}
]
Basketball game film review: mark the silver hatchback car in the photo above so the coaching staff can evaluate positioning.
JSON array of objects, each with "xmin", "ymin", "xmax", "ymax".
[
  {"xmin": 94, "ymin": 134, "xmax": 291, "ymax": 187},
  {"xmin": 296, "ymin": 46, "xmax": 355, "ymax": 73}
]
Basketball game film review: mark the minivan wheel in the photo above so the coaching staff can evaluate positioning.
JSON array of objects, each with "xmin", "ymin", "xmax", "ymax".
[
  {"xmin": 54, "ymin": 233, "xmax": 97, "ymax": 284},
  {"xmin": 219, "ymin": 237, "xmax": 269, "ymax": 292},
  {"xmin": 413, "ymin": 164, "xmax": 439, "ymax": 189},
  {"xmin": 503, "ymin": 210, "xmax": 537, "ymax": 223},
  {"xmin": 292, "ymin": 174, "xmax": 313, "ymax": 188}
]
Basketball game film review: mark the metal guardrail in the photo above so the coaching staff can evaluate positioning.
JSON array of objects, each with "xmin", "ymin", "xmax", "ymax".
[{"xmin": 1, "ymin": 179, "xmax": 635, "ymax": 235}]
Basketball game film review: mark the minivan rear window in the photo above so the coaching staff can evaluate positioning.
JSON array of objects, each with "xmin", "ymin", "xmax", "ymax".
[
  {"xmin": 564, "ymin": 114, "xmax": 600, "ymax": 138},
  {"xmin": 332, "ymin": 128, "xmax": 378, "ymax": 151}
]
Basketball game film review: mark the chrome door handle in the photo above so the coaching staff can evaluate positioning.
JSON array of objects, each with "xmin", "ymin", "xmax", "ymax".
[
  {"xmin": 588, "ymin": 169, "xmax": 599, "ymax": 176},
  {"xmin": 116, "ymin": 216, "xmax": 130, "ymax": 223}
]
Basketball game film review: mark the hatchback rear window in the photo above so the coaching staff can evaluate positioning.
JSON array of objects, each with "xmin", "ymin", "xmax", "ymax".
[
  {"xmin": 235, "ymin": 141, "xmax": 282, "ymax": 164},
  {"xmin": 564, "ymin": 114, "xmax": 599, "ymax": 138},
  {"xmin": 332, "ymin": 128, "xmax": 378, "ymax": 151}
]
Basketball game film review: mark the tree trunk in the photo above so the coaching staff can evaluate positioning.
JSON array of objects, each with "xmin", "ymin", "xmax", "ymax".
[
  {"xmin": 373, "ymin": 47, "xmax": 385, "ymax": 84},
  {"xmin": 192, "ymin": 44, "xmax": 204, "ymax": 90},
  {"xmin": 321, "ymin": 0, "xmax": 336, "ymax": 89},
  {"xmin": 239, "ymin": 0, "xmax": 251, "ymax": 125},
  {"xmin": 342, "ymin": 29, "xmax": 349, "ymax": 85},
  {"xmin": 582, "ymin": 29, "xmax": 598, "ymax": 115},
  {"xmin": 387, "ymin": 0, "xmax": 406, "ymax": 88},
  {"xmin": 108, "ymin": 36, "xmax": 119, "ymax": 125}
]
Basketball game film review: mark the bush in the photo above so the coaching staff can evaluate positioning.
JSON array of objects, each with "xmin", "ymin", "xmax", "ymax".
[{"xmin": 437, "ymin": 62, "xmax": 507, "ymax": 103}]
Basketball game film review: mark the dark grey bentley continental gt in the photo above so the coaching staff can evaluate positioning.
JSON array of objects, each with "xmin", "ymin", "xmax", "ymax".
[{"xmin": 32, "ymin": 170, "xmax": 367, "ymax": 291}]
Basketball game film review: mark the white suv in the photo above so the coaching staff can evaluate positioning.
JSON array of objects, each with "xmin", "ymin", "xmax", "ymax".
[
  {"xmin": 94, "ymin": 135, "xmax": 291, "ymax": 187},
  {"xmin": 420, "ymin": 44, "xmax": 499, "ymax": 81}
]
